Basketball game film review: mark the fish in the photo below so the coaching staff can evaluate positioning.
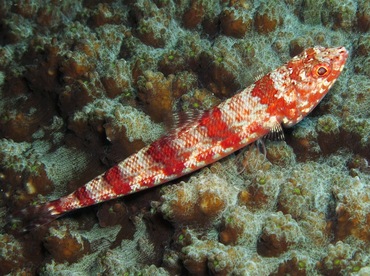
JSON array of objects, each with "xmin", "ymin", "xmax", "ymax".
[{"xmin": 10, "ymin": 46, "xmax": 348, "ymax": 231}]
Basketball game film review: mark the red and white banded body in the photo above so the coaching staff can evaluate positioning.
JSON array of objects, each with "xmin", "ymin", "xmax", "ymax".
[{"xmin": 14, "ymin": 46, "xmax": 348, "ymax": 230}]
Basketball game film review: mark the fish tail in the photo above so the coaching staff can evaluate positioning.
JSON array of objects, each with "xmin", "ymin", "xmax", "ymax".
[{"xmin": 7, "ymin": 200, "xmax": 62, "ymax": 234}]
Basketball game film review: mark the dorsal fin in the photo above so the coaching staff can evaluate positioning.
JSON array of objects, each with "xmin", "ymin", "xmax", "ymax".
[{"xmin": 164, "ymin": 108, "xmax": 205, "ymax": 133}]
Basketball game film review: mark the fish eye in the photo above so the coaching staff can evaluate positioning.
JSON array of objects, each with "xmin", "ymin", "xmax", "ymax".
[
  {"xmin": 314, "ymin": 64, "xmax": 330, "ymax": 77},
  {"xmin": 317, "ymin": 66, "xmax": 327, "ymax": 75}
]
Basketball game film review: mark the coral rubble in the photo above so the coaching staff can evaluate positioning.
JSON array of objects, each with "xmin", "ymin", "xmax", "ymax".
[{"xmin": 0, "ymin": 0, "xmax": 369, "ymax": 274}]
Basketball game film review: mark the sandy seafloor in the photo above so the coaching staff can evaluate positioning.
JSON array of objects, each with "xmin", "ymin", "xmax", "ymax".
[{"xmin": 0, "ymin": 0, "xmax": 369, "ymax": 275}]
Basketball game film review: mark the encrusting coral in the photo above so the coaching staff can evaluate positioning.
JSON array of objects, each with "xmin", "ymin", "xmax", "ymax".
[{"xmin": 0, "ymin": 0, "xmax": 369, "ymax": 275}]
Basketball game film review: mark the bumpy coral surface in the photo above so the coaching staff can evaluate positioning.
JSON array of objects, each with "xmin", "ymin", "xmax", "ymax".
[{"xmin": 0, "ymin": 0, "xmax": 369, "ymax": 275}]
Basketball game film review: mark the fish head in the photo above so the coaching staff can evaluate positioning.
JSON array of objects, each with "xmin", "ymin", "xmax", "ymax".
[{"xmin": 282, "ymin": 46, "xmax": 348, "ymax": 127}]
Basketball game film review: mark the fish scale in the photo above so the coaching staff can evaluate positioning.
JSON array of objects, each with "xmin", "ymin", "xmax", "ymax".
[{"xmin": 12, "ymin": 46, "xmax": 348, "ymax": 231}]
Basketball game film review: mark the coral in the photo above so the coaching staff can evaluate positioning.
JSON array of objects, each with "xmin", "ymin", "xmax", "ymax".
[
  {"xmin": 342, "ymin": 116, "xmax": 370, "ymax": 147},
  {"xmin": 135, "ymin": 18, "xmax": 166, "ymax": 48},
  {"xmin": 323, "ymin": 0, "xmax": 357, "ymax": 31},
  {"xmin": 316, "ymin": 114, "xmax": 340, "ymax": 134},
  {"xmin": 237, "ymin": 145, "xmax": 271, "ymax": 174},
  {"xmin": 353, "ymin": 36, "xmax": 370, "ymax": 76},
  {"xmin": 70, "ymin": 99, "xmax": 164, "ymax": 157},
  {"xmin": 219, "ymin": 206, "xmax": 260, "ymax": 246},
  {"xmin": 43, "ymin": 226, "xmax": 91, "ymax": 263},
  {"xmin": 254, "ymin": 2, "xmax": 282, "ymax": 34},
  {"xmin": 23, "ymin": 41, "xmax": 63, "ymax": 96},
  {"xmin": 289, "ymin": 119, "xmax": 321, "ymax": 161},
  {"xmin": 0, "ymin": 137, "xmax": 93, "ymax": 214},
  {"xmin": 161, "ymin": 249, "xmax": 183, "ymax": 275},
  {"xmin": 317, "ymin": 241, "xmax": 370, "ymax": 275},
  {"xmin": 357, "ymin": 0, "xmax": 370, "ymax": 32},
  {"xmin": 182, "ymin": 0, "xmax": 205, "ymax": 29},
  {"xmin": 59, "ymin": 82, "xmax": 97, "ymax": 117},
  {"xmin": 60, "ymin": 50, "xmax": 96, "ymax": 83},
  {"xmin": 265, "ymin": 141, "xmax": 296, "ymax": 166},
  {"xmin": 87, "ymin": 3, "xmax": 122, "ymax": 27},
  {"xmin": 299, "ymin": 211, "xmax": 331, "ymax": 246},
  {"xmin": 180, "ymin": 235, "xmax": 234, "ymax": 275},
  {"xmin": 300, "ymin": 0, "xmax": 325, "ymax": 25},
  {"xmin": 0, "ymin": 140, "xmax": 55, "ymax": 206},
  {"xmin": 171, "ymin": 71, "xmax": 198, "ymax": 99},
  {"xmin": 178, "ymin": 230, "xmax": 274, "ymax": 275},
  {"xmin": 96, "ymin": 201, "xmax": 127, "ymax": 227},
  {"xmin": 343, "ymin": 74, "xmax": 370, "ymax": 120},
  {"xmin": 277, "ymin": 162, "xmax": 333, "ymax": 219},
  {"xmin": 239, "ymin": 170, "xmax": 281, "ymax": 211},
  {"xmin": 92, "ymin": 215, "xmax": 168, "ymax": 274},
  {"xmin": 197, "ymin": 43, "xmax": 241, "ymax": 98},
  {"xmin": 0, "ymin": 0, "xmax": 369, "ymax": 274},
  {"xmin": 220, "ymin": 8, "xmax": 251, "ymax": 38},
  {"xmin": 159, "ymin": 171, "xmax": 234, "ymax": 226},
  {"xmin": 219, "ymin": 0, "xmax": 254, "ymax": 38},
  {"xmin": 316, "ymin": 117, "xmax": 342, "ymax": 155},
  {"xmin": 133, "ymin": 3, "xmax": 170, "ymax": 49},
  {"xmin": 356, "ymin": 33, "xmax": 370, "ymax": 56},
  {"xmin": 347, "ymin": 154, "xmax": 369, "ymax": 174},
  {"xmin": 0, "ymin": 75, "xmax": 56, "ymax": 142},
  {"xmin": 158, "ymin": 50, "xmax": 187, "ymax": 76},
  {"xmin": 332, "ymin": 177, "xmax": 370, "ymax": 243},
  {"xmin": 236, "ymin": 147, "xmax": 282, "ymax": 212},
  {"xmin": 0, "ymin": 234, "xmax": 29, "ymax": 275},
  {"xmin": 100, "ymin": 59, "xmax": 133, "ymax": 99},
  {"xmin": 180, "ymin": 88, "xmax": 221, "ymax": 111},
  {"xmin": 271, "ymin": 256, "xmax": 308, "ymax": 276},
  {"xmin": 137, "ymin": 71, "xmax": 174, "ymax": 122},
  {"xmin": 289, "ymin": 36, "xmax": 313, "ymax": 57},
  {"xmin": 257, "ymin": 212, "xmax": 303, "ymax": 257}
]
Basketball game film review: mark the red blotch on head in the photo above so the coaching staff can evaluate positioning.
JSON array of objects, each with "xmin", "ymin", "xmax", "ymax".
[{"xmin": 104, "ymin": 166, "xmax": 132, "ymax": 195}]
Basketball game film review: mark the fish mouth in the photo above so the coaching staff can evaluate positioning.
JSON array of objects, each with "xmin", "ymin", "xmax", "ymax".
[
  {"xmin": 327, "ymin": 46, "xmax": 348, "ymax": 77},
  {"xmin": 338, "ymin": 46, "xmax": 349, "ymax": 58},
  {"xmin": 336, "ymin": 46, "xmax": 349, "ymax": 70}
]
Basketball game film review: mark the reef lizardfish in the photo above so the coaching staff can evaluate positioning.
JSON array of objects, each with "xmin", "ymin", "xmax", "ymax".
[{"xmin": 12, "ymin": 46, "xmax": 348, "ymax": 231}]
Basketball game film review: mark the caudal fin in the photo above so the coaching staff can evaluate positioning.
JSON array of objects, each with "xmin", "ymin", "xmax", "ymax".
[{"xmin": 7, "ymin": 201, "xmax": 62, "ymax": 234}]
